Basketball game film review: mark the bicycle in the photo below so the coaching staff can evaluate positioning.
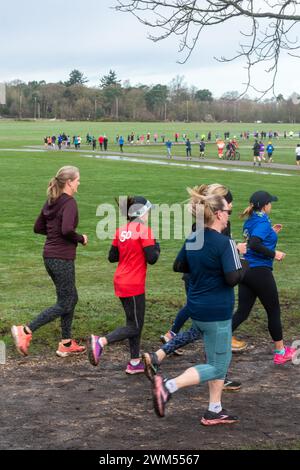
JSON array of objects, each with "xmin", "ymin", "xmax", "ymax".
[{"xmin": 225, "ymin": 149, "xmax": 240, "ymax": 160}]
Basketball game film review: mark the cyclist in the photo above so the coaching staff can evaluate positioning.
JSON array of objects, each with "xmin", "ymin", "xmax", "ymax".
[
  {"xmin": 226, "ymin": 140, "xmax": 236, "ymax": 159},
  {"xmin": 232, "ymin": 136, "xmax": 238, "ymax": 149}
]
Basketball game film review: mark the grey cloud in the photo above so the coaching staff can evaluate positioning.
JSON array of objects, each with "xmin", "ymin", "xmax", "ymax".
[{"xmin": 0, "ymin": 0, "xmax": 298, "ymax": 96}]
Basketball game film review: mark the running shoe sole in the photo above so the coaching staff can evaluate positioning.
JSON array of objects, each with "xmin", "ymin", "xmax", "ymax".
[
  {"xmin": 152, "ymin": 375, "xmax": 169, "ymax": 418},
  {"xmin": 232, "ymin": 345, "xmax": 247, "ymax": 352},
  {"xmin": 87, "ymin": 335, "xmax": 100, "ymax": 366},
  {"xmin": 125, "ymin": 368, "xmax": 145, "ymax": 375},
  {"xmin": 56, "ymin": 348, "xmax": 86, "ymax": 358},
  {"xmin": 142, "ymin": 353, "xmax": 157, "ymax": 382},
  {"xmin": 223, "ymin": 385, "xmax": 241, "ymax": 392},
  {"xmin": 201, "ymin": 417, "xmax": 239, "ymax": 426},
  {"xmin": 173, "ymin": 349, "xmax": 184, "ymax": 356}
]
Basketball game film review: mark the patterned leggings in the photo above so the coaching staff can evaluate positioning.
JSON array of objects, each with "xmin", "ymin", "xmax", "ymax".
[
  {"xmin": 162, "ymin": 325, "xmax": 201, "ymax": 355},
  {"xmin": 29, "ymin": 258, "xmax": 78, "ymax": 339}
]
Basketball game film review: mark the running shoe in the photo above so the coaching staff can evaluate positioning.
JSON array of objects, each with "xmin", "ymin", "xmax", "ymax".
[
  {"xmin": 142, "ymin": 352, "xmax": 160, "ymax": 382},
  {"xmin": 231, "ymin": 336, "xmax": 247, "ymax": 352},
  {"xmin": 56, "ymin": 340, "xmax": 86, "ymax": 357},
  {"xmin": 152, "ymin": 374, "xmax": 171, "ymax": 418},
  {"xmin": 125, "ymin": 362, "xmax": 145, "ymax": 375},
  {"xmin": 201, "ymin": 409, "xmax": 239, "ymax": 426},
  {"xmin": 87, "ymin": 335, "xmax": 103, "ymax": 366},
  {"xmin": 223, "ymin": 378, "xmax": 241, "ymax": 392},
  {"xmin": 160, "ymin": 331, "xmax": 184, "ymax": 356},
  {"xmin": 11, "ymin": 325, "xmax": 32, "ymax": 356},
  {"xmin": 274, "ymin": 346, "xmax": 296, "ymax": 365},
  {"xmin": 160, "ymin": 330, "xmax": 175, "ymax": 342}
]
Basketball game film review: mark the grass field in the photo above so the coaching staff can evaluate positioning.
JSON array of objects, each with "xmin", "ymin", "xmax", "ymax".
[
  {"xmin": 0, "ymin": 119, "xmax": 300, "ymax": 164},
  {"xmin": 0, "ymin": 119, "xmax": 300, "ymax": 355}
]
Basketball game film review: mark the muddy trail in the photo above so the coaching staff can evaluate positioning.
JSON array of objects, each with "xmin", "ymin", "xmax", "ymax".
[{"xmin": 1, "ymin": 341, "xmax": 299, "ymax": 450}]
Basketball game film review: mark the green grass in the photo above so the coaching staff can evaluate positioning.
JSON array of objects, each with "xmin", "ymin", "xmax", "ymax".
[
  {"xmin": 0, "ymin": 119, "xmax": 300, "ymax": 164},
  {"xmin": 0, "ymin": 120, "xmax": 300, "ymax": 354}
]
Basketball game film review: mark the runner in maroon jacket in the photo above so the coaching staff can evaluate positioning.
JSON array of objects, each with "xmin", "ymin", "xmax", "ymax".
[{"xmin": 11, "ymin": 166, "xmax": 88, "ymax": 357}]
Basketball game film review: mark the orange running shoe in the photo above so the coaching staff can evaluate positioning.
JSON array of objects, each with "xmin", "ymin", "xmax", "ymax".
[
  {"xmin": 56, "ymin": 340, "xmax": 86, "ymax": 357},
  {"xmin": 11, "ymin": 325, "xmax": 32, "ymax": 356},
  {"xmin": 231, "ymin": 336, "xmax": 247, "ymax": 352}
]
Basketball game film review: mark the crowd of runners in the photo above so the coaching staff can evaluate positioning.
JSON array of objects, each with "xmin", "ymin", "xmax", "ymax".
[
  {"xmin": 11, "ymin": 165, "xmax": 297, "ymax": 427},
  {"xmin": 43, "ymin": 130, "xmax": 300, "ymax": 166}
]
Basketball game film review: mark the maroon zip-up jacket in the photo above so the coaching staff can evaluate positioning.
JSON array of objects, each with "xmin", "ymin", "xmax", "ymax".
[{"xmin": 34, "ymin": 193, "xmax": 84, "ymax": 260}]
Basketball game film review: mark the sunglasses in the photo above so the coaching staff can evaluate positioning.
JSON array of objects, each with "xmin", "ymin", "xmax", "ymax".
[{"xmin": 220, "ymin": 209, "xmax": 232, "ymax": 215}]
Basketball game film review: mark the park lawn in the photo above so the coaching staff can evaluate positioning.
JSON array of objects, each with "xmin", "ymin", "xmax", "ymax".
[
  {"xmin": 0, "ymin": 119, "xmax": 299, "ymax": 164},
  {"xmin": 0, "ymin": 122, "xmax": 300, "ymax": 355}
]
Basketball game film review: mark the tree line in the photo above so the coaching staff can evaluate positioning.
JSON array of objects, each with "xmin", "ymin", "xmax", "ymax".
[{"xmin": 1, "ymin": 70, "xmax": 299, "ymax": 123}]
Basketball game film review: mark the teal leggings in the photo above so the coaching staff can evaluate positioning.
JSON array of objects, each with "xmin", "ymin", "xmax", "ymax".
[{"xmin": 192, "ymin": 319, "xmax": 232, "ymax": 383}]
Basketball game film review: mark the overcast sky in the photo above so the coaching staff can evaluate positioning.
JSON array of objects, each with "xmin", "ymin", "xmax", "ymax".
[{"xmin": 0, "ymin": 0, "xmax": 299, "ymax": 98}]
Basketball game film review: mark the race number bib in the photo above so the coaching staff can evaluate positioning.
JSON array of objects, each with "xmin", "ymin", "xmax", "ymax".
[{"xmin": 120, "ymin": 230, "xmax": 132, "ymax": 242}]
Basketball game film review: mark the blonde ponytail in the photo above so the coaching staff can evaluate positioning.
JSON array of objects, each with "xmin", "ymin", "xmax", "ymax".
[
  {"xmin": 240, "ymin": 204, "xmax": 255, "ymax": 219},
  {"xmin": 47, "ymin": 166, "xmax": 79, "ymax": 203},
  {"xmin": 187, "ymin": 185, "xmax": 226, "ymax": 226}
]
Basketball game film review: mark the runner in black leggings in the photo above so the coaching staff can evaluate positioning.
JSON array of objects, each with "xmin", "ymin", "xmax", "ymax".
[
  {"xmin": 87, "ymin": 196, "xmax": 160, "ymax": 375},
  {"xmin": 105, "ymin": 294, "xmax": 146, "ymax": 362},
  {"xmin": 232, "ymin": 190, "xmax": 295, "ymax": 364},
  {"xmin": 11, "ymin": 166, "xmax": 88, "ymax": 357},
  {"xmin": 232, "ymin": 268, "xmax": 283, "ymax": 340}
]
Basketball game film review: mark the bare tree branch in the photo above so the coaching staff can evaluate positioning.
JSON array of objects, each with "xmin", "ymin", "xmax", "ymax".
[{"xmin": 115, "ymin": 0, "xmax": 300, "ymax": 98}]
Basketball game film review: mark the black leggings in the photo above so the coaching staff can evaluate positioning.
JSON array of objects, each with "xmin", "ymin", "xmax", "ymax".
[
  {"xmin": 106, "ymin": 294, "xmax": 145, "ymax": 359},
  {"xmin": 232, "ymin": 266, "xmax": 283, "ymax": 342},
  {"xmin": 28, "ymin": 258, "xmax": 78, "ymax": 339}
]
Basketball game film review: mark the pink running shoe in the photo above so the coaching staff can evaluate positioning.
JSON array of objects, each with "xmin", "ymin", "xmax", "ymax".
[
  {"xmin": 152, "ymin": 374, "xmax": 171, "ymax": 417},
  {"xmin": 125, "ymin": 362, "xmax": 145, "ymax": 375},
  {"xmin": 274, "ymin": 346, "xmax": 296, "ymax": 365},
  {"xmin": 11, "ymin": 325, "xmax": 32, "ymax": 356},
  {"xmin": 87, "ymin": 335, "xmax": 103, "ymax": 366}
]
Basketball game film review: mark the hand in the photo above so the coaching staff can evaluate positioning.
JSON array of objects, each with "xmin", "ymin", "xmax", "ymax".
[
  {"xmin": 275, "ymin": 250, "xmax": 286, "ymax": 261},
  {"xmin": 82, "ymin": 234, "xmax": 88, "ymax": 245},
  {"xmin": 236, "ymin": 242, "xmax": 247, "ymax": 255},
  {"xmin": 273, "ymin": 224, "xmax": 282, "ymax": 233}
]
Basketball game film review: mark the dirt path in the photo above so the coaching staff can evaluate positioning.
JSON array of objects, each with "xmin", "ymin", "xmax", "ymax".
[{"xmin": 1, "ymin": 342, "xmax": 299, "ymax": 450}]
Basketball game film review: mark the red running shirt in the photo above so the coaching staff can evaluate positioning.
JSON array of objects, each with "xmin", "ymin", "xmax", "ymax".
[{"xmin": 112, "ymin": 221, "xmax": 156, "ymax": 297}]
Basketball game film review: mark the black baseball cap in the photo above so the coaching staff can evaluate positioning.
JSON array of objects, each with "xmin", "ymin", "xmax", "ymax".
[{"xmin": 250, "ymin": 191, "xmax": 278, "ymax": 209}]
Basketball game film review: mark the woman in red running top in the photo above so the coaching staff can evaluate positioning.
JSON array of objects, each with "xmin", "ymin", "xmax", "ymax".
[{"xmin": 88, "ymin": 196, "xmax": 160, "ymax": 374}]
